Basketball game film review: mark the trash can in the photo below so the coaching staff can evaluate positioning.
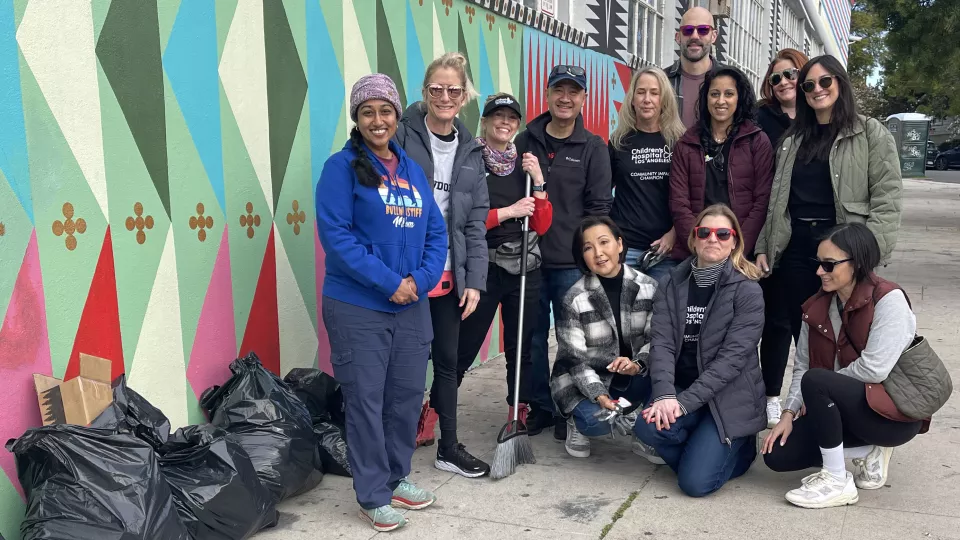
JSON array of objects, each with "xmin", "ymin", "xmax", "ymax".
[{"xmin": 885, "ymin": 113, "xmax": 930, "ymax": 178}]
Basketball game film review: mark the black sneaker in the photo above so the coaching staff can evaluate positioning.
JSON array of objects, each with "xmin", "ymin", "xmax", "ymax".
[
  {"xmin": 525, "ymin": 407, "xmax": 555, "ymax": 436},
  {"xmin": 435, "ymin": 443, "xmax": 489, "ymax": 478},
  {"xmin": 553, "ymin": 417, "xmax": 567, "ymax": 441}
]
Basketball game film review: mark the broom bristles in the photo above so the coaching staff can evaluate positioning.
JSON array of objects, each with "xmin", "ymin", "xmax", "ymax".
[{"xmin": 490, "ymin": 422, "xmax": 536, "ymax": 480}]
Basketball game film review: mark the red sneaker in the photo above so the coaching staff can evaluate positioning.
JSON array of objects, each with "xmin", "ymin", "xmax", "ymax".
[
  {"xmin": 416, "ymin": 401, "xmax": 438, "ymax": 447},
  {"xmin": 508, "ymin": 403, "xmax": 530, "ymax": 428}
]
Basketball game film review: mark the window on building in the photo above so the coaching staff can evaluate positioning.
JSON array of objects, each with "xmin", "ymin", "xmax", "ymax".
[
  {"xmin": 628, "ymin": 0, "xmax": 665, "ymax": 66},
  {"xmin": 779, "ymin": 5, "xmax": 804, "ymax": 53},
  {"xmin": 724, "ymin": 0, "xmax": 765, "ymax": 88}
]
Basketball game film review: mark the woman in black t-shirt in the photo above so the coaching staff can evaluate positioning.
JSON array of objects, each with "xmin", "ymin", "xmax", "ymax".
[
  {"xmin": 609, "ymin": 66, "xmax": 686, "ymax": 282},
  {"xmin": 456, "ymin": 93, "xmax": 553, "ymax": 438}
]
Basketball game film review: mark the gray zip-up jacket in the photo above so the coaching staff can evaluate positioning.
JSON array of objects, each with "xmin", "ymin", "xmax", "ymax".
[
  {"xmin": 395, "ymin": 103, "xmax": 490, "ymax": 296},
  {"xmin": 649, "ymin": 258, "xmax": 767, "ymax": 442}
]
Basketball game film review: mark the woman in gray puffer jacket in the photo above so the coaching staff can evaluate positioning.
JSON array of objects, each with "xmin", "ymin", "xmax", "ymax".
[
  {"xmin": 634, "ymin": 204, "xmax": 766, "ymax": 497},
  {"xmin": 394, "ymin": 52, "xmax": 491, "ymax": 478}
]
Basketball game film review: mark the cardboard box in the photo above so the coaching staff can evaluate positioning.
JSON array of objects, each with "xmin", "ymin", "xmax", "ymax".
[{"xmin": 34, "ymin": 354, "xmax": 114, "ymax": 426}]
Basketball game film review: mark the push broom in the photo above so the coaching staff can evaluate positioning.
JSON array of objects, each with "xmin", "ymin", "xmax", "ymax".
[{"xmin": 490, "ymin": 173, "xmax": 537, "ymax": 479}]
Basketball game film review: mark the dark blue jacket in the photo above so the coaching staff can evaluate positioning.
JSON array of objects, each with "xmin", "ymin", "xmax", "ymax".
[{"xmin": 316, "ymin": 139, "xmax": 447, "ymax": 313}]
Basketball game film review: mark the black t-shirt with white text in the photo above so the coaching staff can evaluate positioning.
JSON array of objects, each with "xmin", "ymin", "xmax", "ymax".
[
  {"xmin": 676, "ymin": 278, "xmax": 715, "ymax": 389},
  {"xmin": 609, "ymin": 131, "xmax": 674, "ymax": 250}
]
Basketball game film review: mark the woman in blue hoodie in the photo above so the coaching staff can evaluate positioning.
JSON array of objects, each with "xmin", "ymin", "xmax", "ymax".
[{"xmin": 317, "ymin": 74, "xmax": 447, "ymax": 533}]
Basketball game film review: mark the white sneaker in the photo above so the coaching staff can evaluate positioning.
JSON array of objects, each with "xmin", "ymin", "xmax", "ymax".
[
  {"xmin": 766, "ymin": 398, "xmax": 782, "ymax": 429},
  {"xmin": 785, "ymin": 470, "xmax": 859, "ymax": 509},
  {"xmin": 564, "ymin": 417, "xmax": 590, "ymax": 458},
  {"xmin": 853, "ymin": 446, "xmax": 893, "ymax": 490},
  {"xmin": 631, "ymin": 435, "xmax": 666, "ymax": 465}
]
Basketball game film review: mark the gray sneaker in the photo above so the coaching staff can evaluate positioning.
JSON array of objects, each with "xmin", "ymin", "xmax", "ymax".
[
  {"xmin": 631, "ymin": 435, "xmax": 666, "ymax": 465},
  {"xmin": 359, "ymin": 505, "xmax": 407, "ymax": 532},
  {"xmin": 564, "ymin": 417, "xmax": 590, "ymax": 458}
]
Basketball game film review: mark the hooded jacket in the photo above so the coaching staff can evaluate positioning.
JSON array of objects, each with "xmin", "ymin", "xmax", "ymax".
[
  {"xmin": 316, "ymin": 139, "xmax": 447, "ymax": 313},
  {"xmin": 395, "ymin": 103, "xmax": 490, "ymax": 296},
  {"xmin": 669, "ymin": 120, "xmax": 774, "ymax": 259},
  {"xmin": 515, "ymin": 111, "xmax": 613, "ymax": 269},
  {"xmin": 649, "ymin": 258, "xmax": 767, "ymax": 442},
  {"xmin": 756, "ymin": 116, "xmax": 902, "ymax": 264}
]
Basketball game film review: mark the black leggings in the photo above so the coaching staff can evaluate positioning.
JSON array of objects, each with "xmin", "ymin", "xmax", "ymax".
[
  {"xmin": 764, "ymin": 369, "xmax": 923, "ymax": 472},
  {"xmin": 428, "ymin": 292, "xmax": 467, "ymax": 449},
  {"xmin": 759, "ymin": 219, "xmax": 832, "ymax": 396}
]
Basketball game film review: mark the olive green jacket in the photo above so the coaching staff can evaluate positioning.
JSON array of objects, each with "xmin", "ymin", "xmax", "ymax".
[{"xmin": 756, "ymin": 116, "xmax": 902, "ymax": 264}]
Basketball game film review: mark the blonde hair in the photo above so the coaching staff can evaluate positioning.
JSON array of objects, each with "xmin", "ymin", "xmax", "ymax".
[
  {"xmin": 686, "ymin": 204, "xmax": 763, "ymax": 280},
  {"xmin": 478, "ymin": 92, "xmax": 520, "ymax": 138},
  {"xmin": 422, "ymin": 52, "xmax": 480, "ymax": 105},
  {"xmin": 610, "ymin": 66, "xmax": 685, "ymax": 151}
]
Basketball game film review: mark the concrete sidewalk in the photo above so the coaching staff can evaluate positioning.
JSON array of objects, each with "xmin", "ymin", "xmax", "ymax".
[{"xmin": 258, "ymin": 178, "xmax": 960, "ymax": 540}]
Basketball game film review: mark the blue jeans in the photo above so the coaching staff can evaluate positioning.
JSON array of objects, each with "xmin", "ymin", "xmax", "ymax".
[
  {"xmin": 633, "ymin": 406, "xmax": 756, "ymax": 497},
  {"xmin": 571, "ymin": 375, "xmax": 652, "ymax": 437},
  {"xmin": 530, "ymin": 267, "xmax": 583, "ymax": 414},
  {"xmin": 625, "ymin": 248, "xmax": 680, "ymax": 284},
  {"xmin": 322, "ymin": 296, "xmax": 432, "ymax": 509}
]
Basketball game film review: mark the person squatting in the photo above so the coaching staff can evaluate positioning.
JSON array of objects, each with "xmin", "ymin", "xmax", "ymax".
[{"xmin": 317, "ymin": 19, "xmax": 936, "ymax": 530}]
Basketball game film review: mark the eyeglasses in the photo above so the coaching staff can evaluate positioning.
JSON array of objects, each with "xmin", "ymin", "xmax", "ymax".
[
  {"xmin": 812, "ymin": 258, "xmax": 852, "ymax": 273},
  {"xmin": 550, "ymin": 65, "xmax": 586, "ymax": 77},
  {"xmin": 426, "ymin": 84, "xmax": 464, "ymax": 100},
  {"xmin": 768, "ymin": 68, "xmax": 799, "ymax": 87},
  {"xmin": 695, "ymin": 227, "xmax": 736, "ymax": 241},
  {"xmin": 800, "ymin": 75, "xmax": 835, "ymax": 93},
  {"xmin": 680, "ymin": 25, "xmax": 714, "ymax": 37}
]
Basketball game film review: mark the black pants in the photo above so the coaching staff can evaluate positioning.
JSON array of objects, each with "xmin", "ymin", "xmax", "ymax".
[
  {"xmin": 458, "ymin": 264, "xmax": 540, "ymax": 407},
  {"xmin": 764, "ymin": 369, "xmax": 923, "ymax": 472},
  {"xmin": 759, "ymin": 218, "xmax": 833, "ymax": 397},
  {"xmin": 428, "ymin": 292, "xmax": 465, "ymax": 449}
]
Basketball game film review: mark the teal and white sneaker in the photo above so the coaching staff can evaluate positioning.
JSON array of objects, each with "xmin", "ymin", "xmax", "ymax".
[
  {"xmin": 391, "ymin": 478, "xmax": 437, "ymax": 510},
  {"xmin": 359, "ymin": 505, "xmax": 407, "ymax": 532}
]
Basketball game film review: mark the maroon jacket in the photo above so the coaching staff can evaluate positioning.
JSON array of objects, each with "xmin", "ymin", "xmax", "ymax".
[
  {"xmin": 802, "ymin": 274, "xmax": 929, "ymax": 432},
  {"xmin": 668, "ymin": 120, "xmax": 773, "ymax": 260}
]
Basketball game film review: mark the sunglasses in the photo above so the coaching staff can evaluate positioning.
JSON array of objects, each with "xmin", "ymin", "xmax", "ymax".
[
  {"xmin": 680, "ymin": 25, "xmax": 713, "ymax": 37},
  {"xmin": 427, "ymin": 84, "xmax": 464, "ymax": 100},
  {"xmin": 768, "ymin": 68, "xmax": 799, "ymax": 87},
  {"xmin": 695, "ymin": 227, "xmax": 736, "ymax": 241},
  {"xmin": 550, "ymin": 65, "xmax": 586, "ymax": 77},
  {"xmin": 800, "ymin": 75, "xmax": 835, "ymax": 93},
  {"xmin": 813, "ymin": 258, "xmax": 852, "ymax": 273}
]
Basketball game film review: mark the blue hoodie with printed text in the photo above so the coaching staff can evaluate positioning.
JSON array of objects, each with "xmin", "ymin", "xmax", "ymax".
[{"xmin": 316, "ymin": 139, "xmax": 447, "ymax": 313}]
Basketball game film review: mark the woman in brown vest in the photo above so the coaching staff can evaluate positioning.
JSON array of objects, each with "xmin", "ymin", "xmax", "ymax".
[{"xmin": 761, "ymin": 223, "xmax": 923, "ymax": 509}]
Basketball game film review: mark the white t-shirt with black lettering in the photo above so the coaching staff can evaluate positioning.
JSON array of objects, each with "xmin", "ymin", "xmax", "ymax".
[{"xmin": 429, "ymin": 125, "xmax": 457, "ymax": 272}]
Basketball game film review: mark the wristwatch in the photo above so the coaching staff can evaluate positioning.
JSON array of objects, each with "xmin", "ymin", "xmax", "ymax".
[{"xmin": 531, "ymin": 182, "xmax": 546, "ymax": 192}]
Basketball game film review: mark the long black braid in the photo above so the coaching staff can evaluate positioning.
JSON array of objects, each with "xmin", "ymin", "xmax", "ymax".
[{"xmin": 349, "ymin": 127, "xmax": 383, "ymax": 188}]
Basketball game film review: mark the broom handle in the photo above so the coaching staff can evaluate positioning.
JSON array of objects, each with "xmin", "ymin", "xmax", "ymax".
[{"xmin": 512, "ymin": 173, "xmax": 532, "ymax": 422}]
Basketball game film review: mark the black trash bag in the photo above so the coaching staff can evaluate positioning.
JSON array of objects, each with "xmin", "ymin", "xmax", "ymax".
[
  {"xmin": 283, "ymin": 368, "xmax": 352, "ymax": 477},
  {"xmin": 7, "ymin": 425, "xmax": 190, "ymax": 540},
  {"xmin": 312, "ymin": 420, "xmax": 352, "ymax": 477},
  {"xmin": 90, "ymin": 374, "xmax": 171, "ymax": 451},
  {"xmin": 159, "ymin": 424, "xmax": 279, "ymax": 540},
  {"xmin": 200, "ymin": 352, "xmax": 322, "ymax": 502}
]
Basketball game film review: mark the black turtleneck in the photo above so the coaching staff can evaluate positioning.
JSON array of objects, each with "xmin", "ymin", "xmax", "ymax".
[{"xmin": 598, "ymin": 266, "xmax": 631, "ymax": 359}]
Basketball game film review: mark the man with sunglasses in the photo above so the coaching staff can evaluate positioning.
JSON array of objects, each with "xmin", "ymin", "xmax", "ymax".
[
  {"xmin": 663, "ymin": 7, "xmax": 723, "ymax": 127},
  {"xmin": 516, "ymin": 64, "xmax": 613, "ymax": 440}
]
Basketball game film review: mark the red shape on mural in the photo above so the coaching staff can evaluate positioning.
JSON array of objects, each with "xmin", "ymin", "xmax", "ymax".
[
  {"xmin": 65, "ymin": 226, "xmax": 125, "ymax": 382},
  {"xmin": 239, "ymin": 227, "xmax": 280, "ymax": 374}
]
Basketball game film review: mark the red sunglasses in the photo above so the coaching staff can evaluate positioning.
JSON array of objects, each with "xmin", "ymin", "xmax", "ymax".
[
  {"xmin": 680, "ymin": 25, "xmax": 713, "ymax": 37},
  {"xmin": 695, "ymin": 227, "xmax": 736, "ymax": 241}
]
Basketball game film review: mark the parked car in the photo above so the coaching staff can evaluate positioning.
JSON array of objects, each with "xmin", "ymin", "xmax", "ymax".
[
  {"xmin": 927, "ymin": 141, "xmax": 938, "ymax": 167},
  {"xmin": 933, "ymin": 146, "xmax": 960, "ymax": 170}
]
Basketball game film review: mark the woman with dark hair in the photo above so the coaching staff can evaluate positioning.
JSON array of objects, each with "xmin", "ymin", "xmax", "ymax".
[
  {"xmin": 762, "ymin": 222, "xmax": 923, "ymax": 509},
  {"xmin": 634, "ymin": 204, "xmax": 766, "ymax": 497},
  {"xmin": 669, "ymin": 66, "xmax": 774, "ymax": 262},
  {"xmin": 756, "ymin": 48, "xmax": 809, "ymax": 147},
  {"xmin": 456, "ymin": 92, "xmax": 552, "ymax": 438},
  {"xmin": 755, "ymin": 55, "xmax": 902, "ymax": 427},
  {"xmin": 317, "ymin": 74, "xmax": 447, "ymax": 531},
  {"xmin": 755, "ymin": 48, "xmax": 809, "ymax": 427},
  {"xmin": 550, "ymin": 216, "xmax": 662, "ymax": 463},
  {"xmin": 394, "ymin": 52, "xmax": 491, "ymax": 477}
]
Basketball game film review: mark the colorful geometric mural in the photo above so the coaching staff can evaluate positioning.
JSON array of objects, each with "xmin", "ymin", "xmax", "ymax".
[{"xmin": 0, "ymin": 1, "xmax": 631, "ymax": 536}]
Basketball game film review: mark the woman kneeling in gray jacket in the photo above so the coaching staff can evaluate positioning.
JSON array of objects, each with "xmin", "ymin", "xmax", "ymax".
[{"xmin": 635, "ymin": 204, "xmax": 766, "ymax": 497}]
